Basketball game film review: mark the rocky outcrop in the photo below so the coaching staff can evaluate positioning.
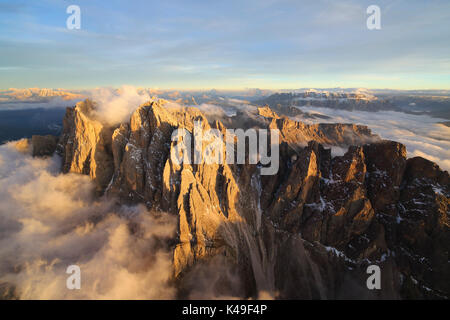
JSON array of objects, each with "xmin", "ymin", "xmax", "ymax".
[
  {"xmin": 58, "ymin": 100, "xmax": 449, "ymax": 299},
  {"xmin": 258, "ymin": 106, "xmax": 280, "ymax": 119},
  {"xmin": 31, "ymin": 135, "xmax": 58, "ymax": 157},
  {"xmin": 268, "ymin": 117, "xmax": 379, "ymax": 149},
  {"xmin": 256, "ymin": 106, "xmax": 379, "ymax": 149},
  {"xmin": 58, "ymin": 100, "xmax": 115, "ymax": 194}
]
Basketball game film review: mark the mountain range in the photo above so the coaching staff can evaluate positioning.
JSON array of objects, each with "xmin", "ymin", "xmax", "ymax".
[{"xmin": 24, "ymin": 98, "xmax": 449, "ymax": 299}]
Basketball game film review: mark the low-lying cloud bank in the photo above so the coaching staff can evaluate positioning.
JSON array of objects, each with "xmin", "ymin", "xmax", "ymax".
[
  {"xmin": 0, "ymin": 141, "xmax": 176, "ymax": 299},
  {"xmin": 296, "ymin": 107, "xmax": 450, "ymax": 172}
]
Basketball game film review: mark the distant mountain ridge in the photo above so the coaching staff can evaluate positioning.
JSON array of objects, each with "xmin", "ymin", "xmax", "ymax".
[
  {"xmin": 0, "ymin": 88, "xmax": 85, "ymax": 102},
  {"xmin": 255, "ymin": 90, "xmax": 450, "ymax": 119}
]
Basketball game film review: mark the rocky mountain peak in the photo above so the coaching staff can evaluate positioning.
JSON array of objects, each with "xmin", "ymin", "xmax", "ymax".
[{"xmin": 53, "ymin": 100, "xmax": 449, "ymax": 299}]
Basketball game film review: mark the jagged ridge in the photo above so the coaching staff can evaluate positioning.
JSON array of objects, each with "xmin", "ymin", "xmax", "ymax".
[{"xmin": 53, "ymin": 99, "xmax": 449, "ymax": 299}]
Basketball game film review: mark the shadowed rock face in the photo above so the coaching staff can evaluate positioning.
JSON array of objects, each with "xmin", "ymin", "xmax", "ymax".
[
  {"xmin": 58, "ymin": 99, "xmax": 449, "ymax": 299},
  {"xmin": 31, "ymin": 135, "xmax": 58, "ymax": 157}
]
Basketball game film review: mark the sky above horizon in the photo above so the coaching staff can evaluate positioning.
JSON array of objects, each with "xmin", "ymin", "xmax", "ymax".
[{"xmin": 1, "ymin": 0, "xmax": 450, "ymax": 90}]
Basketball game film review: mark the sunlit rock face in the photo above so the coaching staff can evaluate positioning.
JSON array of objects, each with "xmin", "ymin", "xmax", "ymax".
[
  {"xmin": 56, "ymin": 99, "xmax": 449, "ymax": 299},
  {"xmin": 58, "ymin": 100, "xmax": 115, "ymax": 194}
]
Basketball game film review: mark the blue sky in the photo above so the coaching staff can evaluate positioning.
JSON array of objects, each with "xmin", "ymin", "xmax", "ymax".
[{"xmin": 0, "ymin": 0, "xmax": 449, "ymax": 90}]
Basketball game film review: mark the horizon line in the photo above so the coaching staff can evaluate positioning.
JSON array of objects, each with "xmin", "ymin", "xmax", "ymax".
[{"xmin": 2, "ymin": 86, "xmax": 450, "ymax": 92}]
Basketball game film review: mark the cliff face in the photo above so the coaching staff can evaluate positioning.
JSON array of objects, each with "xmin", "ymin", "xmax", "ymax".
[
  {"xmin": 57, "ymin": 99, "xmax": 449, "ymax": 299},
  {"xmin": 58, "ymin": 100, "xmax": 115, "ymax": 194}
]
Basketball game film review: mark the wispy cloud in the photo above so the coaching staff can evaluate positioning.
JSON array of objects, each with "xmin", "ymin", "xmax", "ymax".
[{"xmin": 0, "ymin": 0, "xmax": 449, "ymax": 89}]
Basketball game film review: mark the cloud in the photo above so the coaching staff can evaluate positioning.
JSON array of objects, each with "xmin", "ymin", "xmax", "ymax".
[
  {"xmin": 2, "ymin": 1, "xmax": 450, "ymax": 89},
  {"xmin": 0, "ymin": 140, "xmax": 176, "ymax": 299},
  {"xmin": 195, "ymin": 103, "xmax": 230, "ymax": 118},
  {"xmin": 194, "ymin": 98, "xmax": 260, "ymax": 123},
  {"xmin": 295, "ymin": 107, "xmax": 450, "ymax": 171},
  {"xmin": 90, "ymin": 86, "xmax": 153, "ymax": 125}
]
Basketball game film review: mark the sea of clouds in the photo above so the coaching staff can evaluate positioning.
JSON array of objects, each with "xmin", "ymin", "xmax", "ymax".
[
  {"xmin": 0, "ymin": 139, "xmax": 249, "ymax": 299},
  {"xmin": 0, "ymin": 141, "xmax": 176, "ymax": 299},
  {"xmin": 295, "ymin": 107, "xmax": 450, "ymax": 172}
]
